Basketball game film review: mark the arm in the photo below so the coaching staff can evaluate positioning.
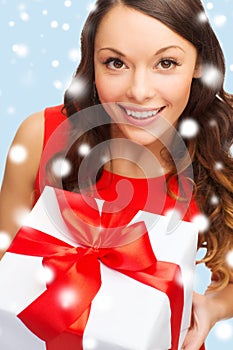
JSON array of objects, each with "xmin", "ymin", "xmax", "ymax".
[
  {"xmin": 0, "ymin": 111, "xmax": 44, "ymax": 259},
  {"xmin": 182, "ymin": 281, "xmax": 233, "ymax": 350}
]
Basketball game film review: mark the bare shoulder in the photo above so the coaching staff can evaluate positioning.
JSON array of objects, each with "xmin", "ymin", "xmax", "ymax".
[
  {"xmin": 14, "ymin": 110, "xmax": 44, "ymax": 145},
  {"xmin": 3, "ymin": 110, "xmax": 45, "ymax": 187},
  {"xmin": 0, "ymin": 110, "xmax": 45, "ymax": 242},
  {"xmin": 11, "ymin": 110, "xmax": 44, "ymax": 171}
]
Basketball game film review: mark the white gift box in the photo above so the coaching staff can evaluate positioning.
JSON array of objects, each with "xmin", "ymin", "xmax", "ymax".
[{"xmin": 0, "ymin": 186, "xmax": 198, "ymax": 350}]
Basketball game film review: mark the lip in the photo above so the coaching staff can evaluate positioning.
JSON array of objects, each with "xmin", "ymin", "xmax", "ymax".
[{"xmin": 117, "ymin": 103, "xmax": 165, "ymax": 127}]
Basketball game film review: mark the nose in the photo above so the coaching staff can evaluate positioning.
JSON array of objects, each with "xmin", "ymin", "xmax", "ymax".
[{"xmin": 126, "ymin": 68, "xmax": 155, "ymax": 103}]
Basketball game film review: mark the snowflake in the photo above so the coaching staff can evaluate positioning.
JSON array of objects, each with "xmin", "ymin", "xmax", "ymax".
[
  {"xmin": 213, "ymin": 15, "xmax": 227, "ymax": 27},
  {"xmin": 191, "ymin": 214, "xmax": 210, "ymax": 233},
  {"xmin": 214, "ymin": 321, "xmax": 233, "ymax": 340},
  {"xmin": 198, "ymin": 11, "xmax": 208, "ymax": 23},
  {"xmin": 201, "ymin": 64, "xmax": 222, "ymax": 89},
  {"xmin": 62, "ymin": 23, "xmax": 70, "ymax": 31},
  {"xmin": 19, "ymin": 11, "xmax": 30, "ymax": 22},
  {"xmin": 8, "ymin": 21, "xmax": 15, "ymax": 27},
  {"xmin": 78, "ymin": 143, "xmax": 91, "ymax": 157},
  {"xmin": 214, "ymin": 162, "xmax": 223, "ymax": 170},
  {"xmin": 0, "ymin": 232, "xmax": 11, "ymax": 251},
  {"xmin": 226, "ymin": 250, "xmax": 233, "ymax": 269},
  {"xmin": 179, "ymin": 118, "xmax": 199, "ymax": 138},
  {"xmin": 7, "ymin": 106, "xmax": 16, "ymax": 115},
  {"xmin": 37, "ymin": 265, "xmax": 55, "ymax": 284},
  {"xmin": 12, "ymin": 44, "xmax": 29, "ymax": 58},
  {"xmin": 68, "ymin": 48, "xmax": 81, "ymax": 62},
  {"xmin": 14, "ymin": 207, "xmax": 31, "ymax": 227},
  {"xmin": 64, "ymin": 0, "xmax": 72, "ymax": 7},
  {"xmin": 58, "ymin": 287, "xmax": 77, "ymax": 309},
  {"xmin": 51, "ymin": 157, "xmax": 72, "ymax": 178},
  {"xmin": 9, "ymin": 144, "xmax": 28, "ymax": 164},
  {"xmin": 206, "ymin": 2, "xmax": 214, "ymax": 10},
  {"xmin": 87, "ymin": 1, "xmax": 97, "ymax": 12},
  {"xmin": 67, "ymin": 79, "xmax": 86, "ymax": 96},
  {"xmin": 53, "ymin": 80, "xmax": 63, "ymax": 90},
  {"xmin": 230, "ymin": 144, "xmax": 233, "ymax": 157},
  {"xmin": 209, "ymin": 119, "xmax": 217, "ymax": 127},
  {"xmin": 50, "ymin": 20, "xmax": 59, "ymax": 29},
  {"xmin": 51, "ymin": 60, "xmax": 60, "ymax": 68},
  {"xmin": 210, "ymin": 194, "xmax": 219, "ymax": 206}
]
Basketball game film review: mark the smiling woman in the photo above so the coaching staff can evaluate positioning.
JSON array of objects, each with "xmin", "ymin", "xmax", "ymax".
[
  {"xmin": 94, "ymin": 5, "xmax": 201, "ymax": 153},
  {"xmin": 0, "ymin": 1, "xmax": 233, "ymax": 350}
]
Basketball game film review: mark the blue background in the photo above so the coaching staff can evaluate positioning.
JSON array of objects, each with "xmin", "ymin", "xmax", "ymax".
[{"xmin": 0, "ymin": 1, "xmax": 233, "ymax": 349}]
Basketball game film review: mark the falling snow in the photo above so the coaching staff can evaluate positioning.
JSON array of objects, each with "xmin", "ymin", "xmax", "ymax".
[
  {"xmin": 201, "ymin": 64, "xmax": 223, "ymax": 89},
  {"xmin": 0, "ymin": 231, "xmax": 11, "ymax": 250},
  {"xmin": 226, "ymin": 250, "xmax": 233, "ymax": 269},
  {"xmin": 213, "ymin": 14, "xmax": 227, "ymax": 27},
  {"xmin": 8, "ymin": 144, "xmax": 28, "ymax": 163},
  {"xmin": 58, "ymin": 287, "xmax": 77, "ymax": 309},
  {"xmin": 50, "ymin": 20, "xmax": 59, "ymax": 29},
  {"xmin": 87, "ymin": 2, "xmax": 97, "ymax": 13},
  {"xmin": 214, "ymin": 321, "xmax": 233, "ymax": 340},
  {"xmin": 1, "ymin": 1, "xmax": 233, "ymax": 348},
  {"xmin": 214, "ymin": 161, "xmax": 224, "ymax": 170},
  {"xmin": 78, "ymin": 143, "xmax": 91, "ymax": 157},
  {"xmin": 67, "ymin": 79, "xmax": 86, "ymax": 96},
  {"xmin": 210, "ymin": 194, "xmax": 219, "ymax": 205},
  {"xmin": 12, "ymin": 43, "xmax": 29, "ymax": 58},
  {"xmin": 179, "ymin": 118, "xmax": 199, "ymax": 138},
  {"xmin": 198, "ymin": 11, "xmax": 208, "ymax": 23},
  {"xmin": 14, "ymin": 207, "xmax": 31, "ymax": 227},
  {"xmin": 68, "ymin": 48, "xmax": 81, "ymax": 62},
  {"xmin": 37, "ymin": 265, "xmax": 55, "ymax": 284},
  {"xmin": 191, "ymin": 214, "xmax": 210, "ymax": 233},
  {"xmin": 51, "ymin": 157, "xmax": 72, "ymax": 178},
  {"xmin": 51, "ymin": 59, "xmax": 60, "ymax": 68},
  {"xmin": 206, "ymin": 2, "xmax": 214, "ymax": 10}
]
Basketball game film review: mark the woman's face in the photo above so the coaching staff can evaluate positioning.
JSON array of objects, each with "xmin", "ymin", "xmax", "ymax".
[{"xmin": 94, "ymin": 5, "xmax": 200, "ymax": 147}]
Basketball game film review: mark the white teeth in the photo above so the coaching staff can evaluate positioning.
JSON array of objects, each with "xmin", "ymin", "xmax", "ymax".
[{"xmin": 125, "ymin": 108, "xmax": 161, "ymax": 119}]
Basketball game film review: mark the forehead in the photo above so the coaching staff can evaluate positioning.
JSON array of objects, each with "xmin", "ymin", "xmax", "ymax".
[{"xmin": 95, "ymin": 5, "xmax": 195, "ymax": 53}]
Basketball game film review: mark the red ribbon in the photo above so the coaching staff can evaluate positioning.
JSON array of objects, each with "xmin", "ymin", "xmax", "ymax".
[
  {"xmin": 8, "ymin": 225, "xmax": 184, "ymax": 350},
  {"xmin": 8, "ymin": 187, "xmax": 184, "ymax": 350}
]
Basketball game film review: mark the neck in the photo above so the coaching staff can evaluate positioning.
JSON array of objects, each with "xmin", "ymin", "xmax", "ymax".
[{"xmin": 104, "ymin": 138, "xmax": 170, "ymax": 178}]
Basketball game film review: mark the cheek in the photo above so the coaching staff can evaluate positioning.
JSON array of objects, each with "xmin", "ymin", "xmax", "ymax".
[
  {"xmin": 95, "ymin": 73, "xmax": 127, "ymax": 103},
  {"xmin": 163, "ymin": 76, "xmax": 193, "ymax": 108}
]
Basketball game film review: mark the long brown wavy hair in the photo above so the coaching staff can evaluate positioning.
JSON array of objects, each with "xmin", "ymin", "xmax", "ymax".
[{"xmin": 61, "ymin": 0, "xmax": 233, "ymax": 290}]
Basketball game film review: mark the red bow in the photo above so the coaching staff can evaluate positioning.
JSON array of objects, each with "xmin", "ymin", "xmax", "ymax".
[{"xmin": 8, "ymin": 190, "xmax": 184, "ymax": 350}]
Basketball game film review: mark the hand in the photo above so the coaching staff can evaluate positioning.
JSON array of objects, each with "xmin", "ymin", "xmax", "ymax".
[{"xmin": 181, "ymin": 292, "xmax": 217, "ymax": 350}]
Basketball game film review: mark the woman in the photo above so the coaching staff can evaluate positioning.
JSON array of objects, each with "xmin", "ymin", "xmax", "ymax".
[{"xmin": 0, "ymin": 0, "xmax": 233, "ymax": 349}]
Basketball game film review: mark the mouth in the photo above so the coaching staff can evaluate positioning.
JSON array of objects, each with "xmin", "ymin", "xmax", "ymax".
[
  {"xmin": 117, "ymin": 104, "xmax": 166, "ymax": 125},
  {"xmin": 118, "ymin": 104, "xmax": 165, "ymax": 119}
]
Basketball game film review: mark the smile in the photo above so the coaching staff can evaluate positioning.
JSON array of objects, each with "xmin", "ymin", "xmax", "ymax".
[
  {"xmin": 116, "ymin": 104, "xmax": 166, "ymax": 127},
  {"xmin": 125, "ymin": 107, "xmax": 164, "ymax": 119}
]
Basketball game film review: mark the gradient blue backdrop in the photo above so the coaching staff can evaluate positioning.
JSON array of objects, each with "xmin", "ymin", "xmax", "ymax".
[{"xmin": 0, "ymin": 1, "xmax": 233, "ymax": 349}]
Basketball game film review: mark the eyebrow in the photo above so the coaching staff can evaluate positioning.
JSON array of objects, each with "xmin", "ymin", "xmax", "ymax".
[{"xmin": 97, "ymin": 45, "xmax": 185, "ymax": 56}]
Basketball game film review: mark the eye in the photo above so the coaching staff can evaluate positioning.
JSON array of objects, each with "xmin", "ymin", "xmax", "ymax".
[
  {"xmin": 104, "ymin": 57, "xmax": 126, "ymax": 70},
  {"xmin": 157, "ymin": 59, "xmax": 180, "ymax": 70}
]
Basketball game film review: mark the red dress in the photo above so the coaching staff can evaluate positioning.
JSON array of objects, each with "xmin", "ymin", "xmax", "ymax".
[{"xmin": 34, "ymin": 105, "xmax": 205, "ymax": 350}]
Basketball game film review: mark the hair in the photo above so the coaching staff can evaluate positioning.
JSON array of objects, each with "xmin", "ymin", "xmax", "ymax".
[{"xmin": 60, "ymin": 0, "xmax": 233, "ymax": 290}]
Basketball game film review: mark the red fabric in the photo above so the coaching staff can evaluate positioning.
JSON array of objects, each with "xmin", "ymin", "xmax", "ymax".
[
  {"xmin": 34, "ymin": 105, "xmax": 68, "ymax": 203},
  {"xmin": 34, "ymin": 105, "xmax": 199, "ymax": 222}
]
